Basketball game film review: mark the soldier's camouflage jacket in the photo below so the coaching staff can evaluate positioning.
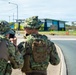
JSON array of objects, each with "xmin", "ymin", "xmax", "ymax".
[
  {"xmin": 0, "ymin": 35, "xmax": 24, "ymax": 75},
  {"xmin": 18, "ymin": 34, "xmax": 60, "ymax": 73}
]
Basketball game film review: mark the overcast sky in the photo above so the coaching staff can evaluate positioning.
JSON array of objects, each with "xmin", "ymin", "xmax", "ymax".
[{"xmin": 0, "ymin": 0, "xmax": 76, "ymax": 22}]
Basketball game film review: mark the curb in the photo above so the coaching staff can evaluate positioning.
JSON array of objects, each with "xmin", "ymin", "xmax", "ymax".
[{"xmin": 55, "ymin": 45, "xmax": 67, "ymax": 75}]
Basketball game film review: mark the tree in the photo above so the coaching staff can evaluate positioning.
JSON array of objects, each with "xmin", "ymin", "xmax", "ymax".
[{"xmin": 39, "ymin": 24, "xmax": 44, "ymax": 31}]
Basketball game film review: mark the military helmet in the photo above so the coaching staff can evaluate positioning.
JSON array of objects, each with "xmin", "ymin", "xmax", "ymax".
[
  {"xmin": 5, "ymin": 29, "xmax": 15, "ymax": 35},
  {"xmin": 0, "ymin": 20, "xmax": 10, "ymax": 34},
  {"xmin": 24, "ymin": 16, "xmax": 42, "ymax": 29}
]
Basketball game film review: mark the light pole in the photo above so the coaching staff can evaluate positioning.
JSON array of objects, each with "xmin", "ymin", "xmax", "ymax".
[
  {"xmin": 13, "ymin": 13, "xmax": 14, "ymax": 22},
  {"xmin": 9, "ymin": 2, "xmax": 19, "ymax": 34},
  {"xmin": 9, "ymin": 2, "xmax": 18, "ymax": 23},
  {"xmin": 9, "ymin": 16, "xmax": 10, "ymax": 22}
]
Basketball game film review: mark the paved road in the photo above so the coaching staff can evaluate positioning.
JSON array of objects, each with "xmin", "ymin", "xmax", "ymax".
[
  {"xmin": 52, "ymin": 40, "xmax": 76, "ymax": 75},
  {"xmin": 16, "ymin": 34, "xmax": 76, "ymax": 40},
  {"xmin": 47, "ymin": 35, "xmax": 76, "ymax": 40}
]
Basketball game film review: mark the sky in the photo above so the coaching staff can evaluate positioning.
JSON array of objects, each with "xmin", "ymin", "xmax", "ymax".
[{"xmin": 0, "ymin": 0, "xmax": 76, "ymax": 23}]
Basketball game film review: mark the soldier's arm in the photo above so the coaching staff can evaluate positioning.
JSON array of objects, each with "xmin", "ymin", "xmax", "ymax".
[
  {"xmin": 18, "ymin": 42, "xmax": 26, "ymax": 56},
  {"xmin": 49, "ymin": 41, "xmax": 60, "ymax": 65},
  {"xmin": 7, "ymin": 41, "xmax": 24, "ymax": 69}
]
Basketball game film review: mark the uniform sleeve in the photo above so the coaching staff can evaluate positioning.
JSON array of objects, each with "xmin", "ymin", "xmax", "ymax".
[
  {"xmin": 49, "ymin": 41, "xmax": 60, "ymax": 65},
  {"xmin": 7, "ymin": 41, "xmax": 24, "ymax": 69},
  {"xmin": 18, "ymin": 42, "xmax": 26, "ymax": 56}
]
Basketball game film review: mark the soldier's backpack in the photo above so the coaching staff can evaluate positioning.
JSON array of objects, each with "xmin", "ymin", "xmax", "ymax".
[
  {"xmin": 32, "ymin": 38, "xmax": 48, "ymax": 63},
  {"xmin": 0, "ymin": 35, "xmax": 9, "ymax": 61},
  {"xmin": 21, "ymin": 34, "xmax": 50, "ymax": 73},
  {"xmin": 0, "ymin": 35, "xmax": 12, "ymax": 74}
]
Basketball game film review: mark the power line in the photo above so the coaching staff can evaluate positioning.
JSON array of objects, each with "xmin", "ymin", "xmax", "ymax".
[{"xmin": 0, "ymin": 7, "xmax": 16, "ymax": 13}]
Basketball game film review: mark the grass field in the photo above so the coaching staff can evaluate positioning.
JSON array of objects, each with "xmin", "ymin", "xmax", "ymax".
[
  {"xmin": 39, "ymin": 31, "xmax": 76, "ymax": 36},
  {"xmin": 17, "ymin": 30, "xmax": 76, "ymax": 36}
]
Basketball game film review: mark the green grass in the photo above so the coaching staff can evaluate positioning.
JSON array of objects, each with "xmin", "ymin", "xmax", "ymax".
[
  {"xmin": 39, "ymin": 31, "xmax": 76, "ymax": 36},
  {"xmin": 17, "ymin": 30, "xmax": 76, "ymax": 36}
]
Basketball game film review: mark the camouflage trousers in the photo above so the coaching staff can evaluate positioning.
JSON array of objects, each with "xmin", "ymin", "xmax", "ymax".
[
  {"xmin": 0, "ymin": 59, "xmax": 12, "ymax": 75},
  {"xmin": 26, "ymin": 71, "xmax": 47, "ymax": 75},
  {"xmin": 0, "ymin": 59, "xmax": 7, "ymax": 75}
]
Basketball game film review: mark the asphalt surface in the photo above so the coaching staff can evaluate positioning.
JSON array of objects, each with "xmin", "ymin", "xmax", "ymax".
[{"xmin": 52, "ymin": 40, "xmax": 76, "ymax": 75}]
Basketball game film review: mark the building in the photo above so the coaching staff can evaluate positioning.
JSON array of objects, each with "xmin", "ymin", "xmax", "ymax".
[
  {"xmin": 40, "ymin": 19, "xmax": 66, "ymax": 31},
  {"xmin": 14, "ymin": 18, "xmax": 66, "ymax": 31}
]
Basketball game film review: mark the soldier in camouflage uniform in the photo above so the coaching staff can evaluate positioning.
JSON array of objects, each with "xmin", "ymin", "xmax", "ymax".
[
  {"xmin": 18, "ymin": 16, "xmax": 60, "ymax": 75},
  {"xmin": 7, "ymin": 29, "xmax": 17, "ymax": 46},
  {"xmin": 0, "ymin": 20, "xmax": 24, "ymax": 75}
]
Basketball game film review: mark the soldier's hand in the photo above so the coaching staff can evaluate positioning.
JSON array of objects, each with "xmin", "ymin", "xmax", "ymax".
[{"xmin": 10, "ymin": 37, "xmax": 17, "ymax": 46}]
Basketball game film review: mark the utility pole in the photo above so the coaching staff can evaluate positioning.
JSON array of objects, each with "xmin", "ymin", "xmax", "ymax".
[
  {"xmin": 9, "ymin": 16, "xmax": 10, "ymax": 22},
  {"xmin": 9, "ymin": 2, "xmax": 18, "ymax": 23},
  {"xmin": 9, "ymin": 2, "xmax": 19, "ymax": 34},
  {"xmin": 13, "ymin": 13, "xmax": 14, "ymax": 22}
]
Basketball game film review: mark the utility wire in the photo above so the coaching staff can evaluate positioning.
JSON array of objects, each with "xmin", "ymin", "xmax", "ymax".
[{"xmin": 0, "ymin": 7, "xmax": 16, "ymax": 13}]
